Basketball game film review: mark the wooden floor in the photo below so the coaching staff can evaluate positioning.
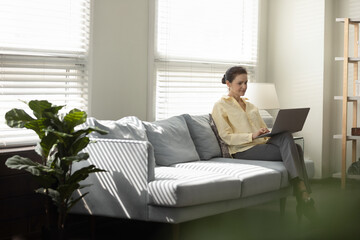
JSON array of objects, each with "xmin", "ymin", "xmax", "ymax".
[{"xmin": 8, "ymin": 178, "xmax": 360, "ymax": 240}]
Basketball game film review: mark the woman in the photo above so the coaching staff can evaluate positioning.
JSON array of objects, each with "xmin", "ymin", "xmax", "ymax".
[{"xmin": 211, "ymin": 66, "xmax": 316, "ymax": 222}]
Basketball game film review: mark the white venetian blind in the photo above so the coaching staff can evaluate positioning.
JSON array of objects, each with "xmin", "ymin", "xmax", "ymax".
[
  {"xmin": 0, "ymin": 0, "xmax": 90, "ymax": 148},
  {"xmin": 153, "ymin": 0, "xmax": 259, "ymax": 120}
]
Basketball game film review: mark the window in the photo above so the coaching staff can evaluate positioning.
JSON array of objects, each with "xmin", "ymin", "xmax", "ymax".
[
  {"xmin": 0, "ymin": 0, "xmax": 90, "ymax": 148},
  {"xmin": 151, "ymin": 0, "xmax": 259, "ymax": 120}
]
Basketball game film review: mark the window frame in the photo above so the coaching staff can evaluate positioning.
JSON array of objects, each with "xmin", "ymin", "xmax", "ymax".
[
  {"xmin": 148, "ymin": 0, "xmax": 261, "ymax": 121},
  {"xmin": 0, "ymin": 0, "xmax": 92, "ymax": 148}
]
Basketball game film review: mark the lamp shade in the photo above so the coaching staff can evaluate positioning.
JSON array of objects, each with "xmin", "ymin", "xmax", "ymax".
[{"xmin": 244, "ymin": 83, "xmax": 280, "ymax": 110}]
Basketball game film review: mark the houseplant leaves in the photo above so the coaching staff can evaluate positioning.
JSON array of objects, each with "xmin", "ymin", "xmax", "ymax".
[{"xmin": 5, "ymin": 100, "xmax": 108, "ymax": 231}]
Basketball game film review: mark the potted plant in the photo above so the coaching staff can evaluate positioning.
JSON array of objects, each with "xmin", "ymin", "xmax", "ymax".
[{"xmin": 4, "ymin": 100, "xmax": 107, "ymax": 239}]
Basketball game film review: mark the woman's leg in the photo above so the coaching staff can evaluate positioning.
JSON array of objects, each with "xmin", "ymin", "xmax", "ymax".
[
  {"xmin": 266, "ymin": 132, "xmax": 311, "ymax": 194},
  {"xmin": 234, "ymin": 132, "xmax": 316, "ymax": 221},
  {"xmin": 233, "ymin": 131, "xmax": 311, "ymax": 194},
  {"xmin": 232, "ymin": 143, "xmax": 282, "ymax": 161}
]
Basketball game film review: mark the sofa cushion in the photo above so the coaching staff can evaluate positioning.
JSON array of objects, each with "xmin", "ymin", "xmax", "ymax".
[
  {"xmin": 148, "ymin": 166, "xmax": 241, "ymax": 207},
  {"xmin": 211, "ymin": 158, "xmax": 290, "ymax": 189},
  {"xmin": 83, "ymin": 116, "xmax": 148, "ymax": 141},
  {"xmin": 173, "ymin": 158, "xmax": 285, "ymax": 198},
  {"xmin": 143, "ymin": 115, "xmax": 200, "ymax": 166},
  {"xmin": 209, "ymin": 114, "xmax": 232, "ymax": 158},
  {"xmin": 182, "ymin": 114, "xmax": 221, "ymax": 160}
]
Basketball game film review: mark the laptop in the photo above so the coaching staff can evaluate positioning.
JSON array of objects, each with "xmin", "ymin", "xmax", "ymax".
[{"xmin": 256, "ymin": 108, "xmax": 310, "ymax": 138}]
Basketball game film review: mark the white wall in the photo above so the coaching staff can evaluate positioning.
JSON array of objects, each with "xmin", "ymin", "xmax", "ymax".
[
  {"xmin": 266, "ymin": 0, "xmax": 360, "ymax": 178},
  {"xmin": 322, "ymin": 0, "xmax": 335, "ymax": 178},
  {"xmin": 266, "ymin": 0, "xmax": 326, "ymax": 178},
  {"xmin": 90, "ymin": 0, "xmax": 149, "ymax": 121}
]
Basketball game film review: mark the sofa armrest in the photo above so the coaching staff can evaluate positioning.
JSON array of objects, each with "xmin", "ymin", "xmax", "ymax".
[
  {"xmin": 85, "ymin": 138, "xmax": 155, "ymax": 182},
  {"xmin": 71, "ymin": 138, "xmax": 155, "ymax": 220}
]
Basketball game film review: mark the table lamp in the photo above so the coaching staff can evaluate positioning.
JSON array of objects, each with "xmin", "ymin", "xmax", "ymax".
[
  {"xmin": 244, "ymin": 83, "xmax": 280, "ymax": 110},
  {"xmin": 244, "ymin": 83, "xmax": 280, "ymax": 124}
]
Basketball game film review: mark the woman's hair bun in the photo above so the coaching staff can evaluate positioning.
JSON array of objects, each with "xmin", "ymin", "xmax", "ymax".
[{"xmin": 221, "ymin": 74, "xmax": 226, "ymax": 84}]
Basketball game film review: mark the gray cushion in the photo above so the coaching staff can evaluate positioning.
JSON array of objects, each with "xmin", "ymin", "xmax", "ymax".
[
  {"xmin": 83, "ymin": 116, "xmax": 148, "ymax": 141},
  {"xmin": 143, "ymin": 115, "xmax": 200, "ymax": 166},
  {"xmin": 210, "ymin": 158, "xmax": 289, "ymax": 189},
  {"xmin": 173, "ymin": 159, "xmax": 284, "ymax": 197},
  {"xmin": 148, "ymin": 166, "xmax": 241, "ymax": 207},
  {"xmin": 182, "ymin": 114, "xmax": 221, "ymax": 160}
]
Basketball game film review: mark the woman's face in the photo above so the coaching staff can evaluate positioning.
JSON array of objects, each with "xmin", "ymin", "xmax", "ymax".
[{"xmin": 227, "ymin": 74, "xmax": 248, "ymax": 97}]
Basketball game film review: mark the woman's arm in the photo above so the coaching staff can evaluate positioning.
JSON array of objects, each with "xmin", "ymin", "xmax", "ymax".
[
  {"xmin": 252, "ymin": 109, "xmax": 270, "ymax": 138},
  {"xmin": 252, "ymin": 128, "xmax": 270, "ymax": 139}
]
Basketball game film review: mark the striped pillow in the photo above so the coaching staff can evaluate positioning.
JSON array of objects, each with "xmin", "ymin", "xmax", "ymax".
[{"xmin": 209, "ymin": 114, "xmax": 232, "ymax": 158}]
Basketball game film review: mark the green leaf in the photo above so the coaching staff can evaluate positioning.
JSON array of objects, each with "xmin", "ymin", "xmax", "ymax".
[
  {"xmin": 47, "ymin": 144, "xmax": 60, "ymax": 168},
  {"xmin": 67, "ymin": 192, "xmax": 89, "ymax": 212},
  {"xmin": 46, "ymin": 129, "xmax": 73, "ymax": 139},
  {"xmin": 64, "ymin": 109, "xmax": 87, "ymax": 131},
  {"xmin": 5, "ymin": 155, "xmax": 62, "ymax": 177},
  {"xmin": 40, "ymin": 133, "xmax": 59, "ymax": 158},
  {"xmin": 5, "ymin": 155, "xmax": 44, "ymax": 176},
  {"xmin": 47, "ymin": 105, "xmax": 64, "ymax": 115},
  {"xmin": 58, "ymin": 182, "xmax": 81, "ymax": 200},
  {"xmin": 71, "ymin": 127, "xmax": 108, "ymax": 140},
  {"xmin": 62, "ymin": 153, "xmax": 89, "ymax": 163},
  {"xmin": 28, "ymin": 100, "xmax": 64, "ymax": 118},
  {"xmin": 67, "ymin": 165, "xmax": 105, "ymax": 185},
  {"xmin": 87, "ymin": 126, "xmax": 108, "ymax": 135},
  {"xmin": 71, "ymin": 137, "xmax": 90, "ymax": 155},
  {"xmin": 5, "ymin": 109, "xmax": 34, "ymax": 128},
  {"xmin": 48, "ymin": 116, "xmax": 64, "ymax": 131},
  {"xmin": 24, "ymin": 118, "xmax": 49, "ymax": 138},
  {"xmin": 28, "ymin": 100, "xmax": 52, "ymax": 119}
]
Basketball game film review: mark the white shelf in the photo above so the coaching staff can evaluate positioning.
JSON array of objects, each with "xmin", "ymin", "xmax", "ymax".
[
  {"xmin": 334, "ymin": 96, "xmax": 360, "ymax": 101},
  {"xmin": 332, "ymin": 172, "xmax": 360, "ymax": 180},
  {"xmin": 336, "ymin": 18, "xmax": 360, "ymax": 23},
  {"xmin": 335, "ymin": 18, "xmax": 360, "ymax": 188},
  {"xmin": 333, "ymin": 134, "xmax": 360, "ymax": 140},
  {"xmin": 335, "ymin": 57, "xmax": 360, "ymax": 62}
]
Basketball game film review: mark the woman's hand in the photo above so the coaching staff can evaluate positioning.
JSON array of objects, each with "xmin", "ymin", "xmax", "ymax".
[{"xmin": 252, "ymin": 128, "xmax": 270, "ymax": 139}]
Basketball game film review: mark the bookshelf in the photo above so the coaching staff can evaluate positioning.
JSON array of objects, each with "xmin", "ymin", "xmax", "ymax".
[{"xmin": 334, "ymin": 18, "xmax": 360, "ymax": 189}]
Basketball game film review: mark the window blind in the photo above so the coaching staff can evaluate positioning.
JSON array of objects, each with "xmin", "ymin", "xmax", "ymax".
[
  {"xmin": 153, "ymin": 0, "xmax": 259, "ymax": 120},
  {"xmin": 0, "ymin": 0, "xmax": 90, "ymax": 148}
]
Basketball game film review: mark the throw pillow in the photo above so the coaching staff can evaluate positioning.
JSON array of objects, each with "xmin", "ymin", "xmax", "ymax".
[
  {"xmin": 83, "ymin": 116, "xmax": 148, "ymax": 141},
  {"xmin": 143, "ymin": 115, "xmax": 200, "ymax": 166},
  {"xmin": 182, "ymin": 114, "xmax": 221, "ymax": 160},
  {"xmin": 209, "ymin": 114, "xmax": 232, "ymax": 158}
]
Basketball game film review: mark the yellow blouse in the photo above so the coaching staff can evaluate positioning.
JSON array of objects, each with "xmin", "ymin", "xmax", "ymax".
[{"xmin": 211, "ymin": 95, "xmax": 269, "ymax": 154}]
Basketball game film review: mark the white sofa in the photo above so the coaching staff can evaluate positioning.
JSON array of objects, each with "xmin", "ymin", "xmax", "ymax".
[{"xmin": 71, "ymin": 113, "xmax": 314, "ymax": 223}]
